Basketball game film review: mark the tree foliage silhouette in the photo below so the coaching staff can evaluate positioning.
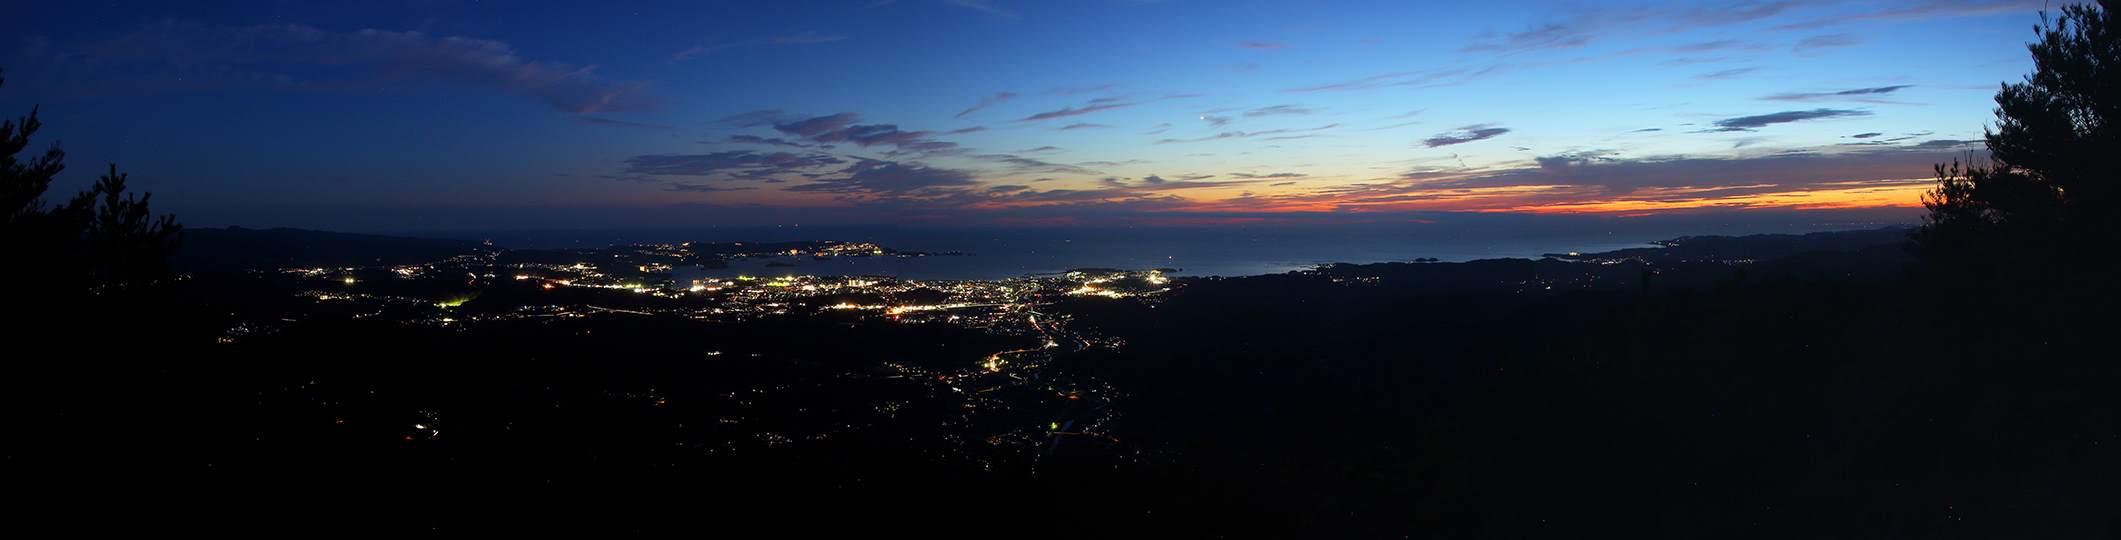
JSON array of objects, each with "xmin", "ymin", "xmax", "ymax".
[
  {"xmin": 1914, "ymin": 1, "xmax": 2117, "ymax": 257},
  {"xmin": 83, "ymin": 164, "xmax": 185, "ymax": 294},
  {"xmin": 0, "ymin": 69, "xmax": 185, "ymax": 300}
]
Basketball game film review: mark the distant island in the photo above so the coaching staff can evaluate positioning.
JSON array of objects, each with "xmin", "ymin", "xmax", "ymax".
[{"xmin": 1542, "ymin": 226, "xmax": 1909, "ymax": 263}]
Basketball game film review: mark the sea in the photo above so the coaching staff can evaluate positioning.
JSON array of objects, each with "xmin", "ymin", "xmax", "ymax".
[{"xmin": 395, "ymin": 221, "xmax": 1903, "ymax": 282}]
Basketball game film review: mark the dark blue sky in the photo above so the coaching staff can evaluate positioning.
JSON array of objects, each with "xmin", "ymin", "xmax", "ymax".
[{"xmin": 0, "ymin": 0, "xmax": 2047, "ymax": 232}]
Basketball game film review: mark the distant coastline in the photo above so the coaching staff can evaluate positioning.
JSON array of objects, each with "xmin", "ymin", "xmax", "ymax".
[{"xmin": 363, "ymin": 222, "xmax": 1911, "ymax": 280}]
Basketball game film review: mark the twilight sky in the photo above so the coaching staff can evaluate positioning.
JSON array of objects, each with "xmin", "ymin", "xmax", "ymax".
[{"xmin": 0, "ymin": 0, "xmax": 2051, "ymax": 232}]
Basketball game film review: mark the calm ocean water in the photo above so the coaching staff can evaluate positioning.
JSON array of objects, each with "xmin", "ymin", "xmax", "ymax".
[{"xmin": 397, "ymin": 222, "xmax": 1889, "ymax": 281}]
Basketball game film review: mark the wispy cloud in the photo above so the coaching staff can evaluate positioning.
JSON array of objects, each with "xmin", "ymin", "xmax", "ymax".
[
  {"xmin": 973, "ymin": 154, "xmax": 1098, "ymax": 175},
  {"xmin": 1244, "ymin": 105, "xmax": 1315, "ymax": 117},
  {"xmin": 939, "ymin": 0, "xmax": 1018, "ymax": 18},
  {"xmin": 1155, "ymin": 124, "xmax": 1340, "ymax": 144},
  {"xmin": 1792, "ymin": 34, "xmax": 1863, "ymax": 54},
  {"xmin": 1769, "ymin": 0, "xmax": 2045, "ymax": 31},
  {"xmin": 1422, "ymin": 125, "xmax": 1511, "ymax": 148},
  {"xmin": 1678, "ymin": 1, "xmax": 1820, "ymax": 26},
  {"xmin": 1045, "ymin": 84, "xmax": 1117, "ymax": 95},
  {"xmin": 1696, "ymin": 67, "xmax": 1761, "ymax": 80},
  {"xmin": 1707, "ymin": 108, "xmax": 1871, "ymax": 132},
  {"xmin": 674, "ymin": 31, "xmax": 846, "ymax": 61},
  {"xmin": 1237, "ymin": 41, "xmax": 1286, "ymax": 49},
  {"xmin": 1018, "ymin": 101, "xmax": 1140, "ymax": 122},
  {"xmin": 77, "ymin": 21, "xmax": 661, "ymax": 113},
  {"xmin": 623, "ymin": 151, "xmax": 845, "ymax": 177},
  {"xmin": 1285, "ymin": 69, "xmax": 1465, "ymax": 93},
  {"xmin": 1763, "ymin": 85, "xmax": 1912, "ymax": 103},
  {"xmin": 955, "ymin": 91, "xmax": 1021, "ymax": 117},
  {"xmin": 581, "ymin": 117, "xmax": 669, "ymax": 129}
]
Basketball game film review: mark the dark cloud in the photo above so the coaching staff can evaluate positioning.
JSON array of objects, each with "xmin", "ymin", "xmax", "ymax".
[
  {"xmin": 773, "ymin": 113, "xmax": 864, "ymax": 138},
  {"xmin": 1707, "ymin": 108, "xmax": 1871, "ymax": 132},
  {"xmin": 1227, "ymin": 172, "xmax": 1307, "ymax": 179},
  {"xmin": 1849, "ymin": 132, "xmax": 1884, "ymax": 139},
  {"xmin": 979, "ymin": 189, "xmax": 1193, "ymax": 206},
  {"xmin": 1909, "ymin": 139, "xmax": 1978, "ymax": 150},
  {"xmin": 664, "ymin": 184, "xmax": 758, "ymax": 192},
  {"xmin": 785, "ymin": 161, "xmax": 980, "ymax": 195},
  {"xmin": 80, "ymin": 21, "xmax": 661, "ymax": 113},
  {"xmin": 1361, "ymin": 144, "xmax": 1968, "ymax": 207},
  {"xmin": 947, "ymin": 126, "xmax": 989, "ymax": 135},
  {"xmin": 973, "ymin": 154, "xmax": 1098, "ymax": 175},
  {"xmin": 715, "ymin": 109, "xmax": 788, "ymax": 128},
  {"xmin": 723, "ymin": 135, "xmax": 813, "ymax": 147},
  {"xmin": 738, "ymin": 113, "xmax": 963, "ymax": 153},
  {"xmin": 1142, "ymin": 175, "xmax": 1167, "ymax": 184},
  {"xmin": 1764, "ymin": 85, "xmax": 1911, "ymax": 102},
  {"xmin": 815, "ymin": 124, "xmax": 941, "ymax": 148},
  {"xmin": 1270, "ymin": 181, "xmax": 1298, "ymax": 186},
  {"xmin": 580, "ymin": 117, "xmax": 670, "ymax": 129},
  {"xmin": 1422, "ymin": 125, "xmax": 1511, "ymax": 147},
  {"xmin": 622, "ymin": 151, "xmax": 842, "ymax": 177}
]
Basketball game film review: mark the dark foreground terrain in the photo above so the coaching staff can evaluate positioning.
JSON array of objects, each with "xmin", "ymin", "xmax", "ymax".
[{"xmin": 10, "ymin": 226, "xmax": 2116, "ymax": 537}]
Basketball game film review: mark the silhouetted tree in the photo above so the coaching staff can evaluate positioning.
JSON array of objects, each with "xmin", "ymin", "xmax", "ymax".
[
  {"xmin": 1914, "ymin": 2, "xmax": 2117, "ymax": 256},
  {"xmin": 1988, "ymin": 1, "xmax": 2119, "ymax": 208},
  {"xmin": 80, "ymin": 164, "xmax": 185, "ymax": 295},
  {"xmin": 1907, "ymin": 159, "xmax": 2059, "ymax": 258},
  {"xmin": 0, "ymin": 69, "xmax": 185, "ymax": 301},
  {"xmin": 1, "ymin": 70, "xmax": 65, "ymax": 217},
  {"xmin": 2, "ymin": 70, "xmax": 93, "ymax": 286}
]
